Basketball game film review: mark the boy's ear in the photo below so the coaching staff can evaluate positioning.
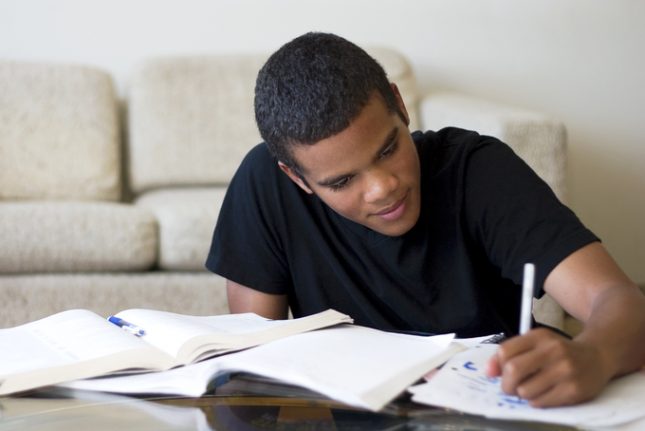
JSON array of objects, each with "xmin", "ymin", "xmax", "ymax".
[
  {"xmin": 278, "ymin": 161, "xmax": 313, "ymax": 194},
  {"xmin": 390, "ymin": 83, "xmax": 410, "ymax": 126}
]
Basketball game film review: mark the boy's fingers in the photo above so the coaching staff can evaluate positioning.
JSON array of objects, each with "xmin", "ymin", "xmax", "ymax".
[{"xmin": 485, "ymin": 353, "xmax": 502, "ymax": 377}]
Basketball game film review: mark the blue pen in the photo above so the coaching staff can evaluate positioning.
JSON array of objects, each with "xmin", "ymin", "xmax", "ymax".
[{"xmin": 108, "ymin": 315, "xmax": 146, "ymax": 337}]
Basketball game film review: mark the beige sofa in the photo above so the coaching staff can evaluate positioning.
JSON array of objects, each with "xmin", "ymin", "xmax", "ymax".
[{"xmin": 0, "ymin": 49, "xmax": 568, "ymax": 330}]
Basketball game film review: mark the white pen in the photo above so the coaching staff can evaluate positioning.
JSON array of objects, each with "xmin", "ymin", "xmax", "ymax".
[
  {"xmin": 108, "ymin": 315, "xmax": 146, "ymax": 337},
  {"xmin": 519, "ymin": 263, "xmax": 535, "ymax": 335}
]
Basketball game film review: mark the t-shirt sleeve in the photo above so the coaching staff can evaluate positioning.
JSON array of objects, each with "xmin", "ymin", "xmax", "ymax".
[
  {"xmin": 463, "ymin": 137, "xmax": 599, "ymax": 296},
  {"xmin": 205, "ymin": 144, "xmax": 291, "ymax": 294}
]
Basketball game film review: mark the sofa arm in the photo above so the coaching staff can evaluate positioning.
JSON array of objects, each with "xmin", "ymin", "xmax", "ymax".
[
  {"xmin": 419, "ymin": 92, "xmax": 568, "ymax": 203},
  {"xmin": 420, "ymin": 92, "xmax": 569, "ymax": 331}
]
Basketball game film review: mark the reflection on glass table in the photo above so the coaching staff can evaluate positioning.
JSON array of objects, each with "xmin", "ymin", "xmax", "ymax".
[{"xmin": 0, "ymin": 373, "xmax": 577, "ymax": 431}]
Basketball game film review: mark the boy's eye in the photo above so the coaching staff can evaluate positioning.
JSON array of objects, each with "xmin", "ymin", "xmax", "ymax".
[
  {"xmin": 379, "ymin": 140, "xmax": 398, "ymax": 159},
  {"xmin": 328, "ymin": 176, "xmax": 352, "ymax": 191}
]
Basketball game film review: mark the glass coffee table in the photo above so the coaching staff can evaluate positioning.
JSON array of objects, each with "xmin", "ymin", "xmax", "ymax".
[{"xmin": 0, "ymin": 374, "xmax": 575, "ymax": 431}]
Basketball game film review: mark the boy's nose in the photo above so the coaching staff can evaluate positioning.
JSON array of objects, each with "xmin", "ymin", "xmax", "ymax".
[{"xmin": 363, "ymin": 168, "xmax": 398, "ymax": 204}]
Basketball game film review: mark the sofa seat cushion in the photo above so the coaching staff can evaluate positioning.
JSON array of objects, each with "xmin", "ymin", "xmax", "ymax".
[
  {"xmin": 0, "ymin": 272, "xmax": 228, "ymax": 328},
  {"xmin": 0, "ymin": 202, "xmax": 157, "ymax": 273},
  {"xmin": 134, "ymin": 187, "xmax": 226, "ymax": 270}
]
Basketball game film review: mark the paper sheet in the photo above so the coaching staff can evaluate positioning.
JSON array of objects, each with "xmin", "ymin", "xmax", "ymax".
[{"xmin": 409, "ymin": 344, "xmax": 645, "ymax": 428}]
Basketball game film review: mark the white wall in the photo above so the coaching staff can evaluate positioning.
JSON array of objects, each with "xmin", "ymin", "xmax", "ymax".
[{"xmin": 2, "ymin": 0, "xmax": 644, "ymax": 283}]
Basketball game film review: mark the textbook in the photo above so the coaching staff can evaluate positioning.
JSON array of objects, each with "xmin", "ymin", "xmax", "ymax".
[
  {"xmin": 61, "ymin": 325, "xmax": 460, "ymax": 411},
  {"xmin": 0, "ymin": 308, "xmax": 352, "ymax": 396}
]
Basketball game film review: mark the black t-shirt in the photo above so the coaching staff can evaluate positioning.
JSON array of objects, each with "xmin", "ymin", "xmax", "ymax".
[{"xmin": 206, "ymin": 128, "xmax": 598, "ymax": 337}]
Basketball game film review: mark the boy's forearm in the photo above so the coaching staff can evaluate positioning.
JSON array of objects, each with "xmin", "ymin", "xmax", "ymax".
[{"xmin": 575, "ymin": 285, "xmax": 645, "ymax": 378}]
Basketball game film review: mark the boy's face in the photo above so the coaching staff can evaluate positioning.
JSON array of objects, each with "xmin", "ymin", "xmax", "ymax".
[{"xmin": 279, "ymin": 87, "xmax": 421, "ymax": 237}]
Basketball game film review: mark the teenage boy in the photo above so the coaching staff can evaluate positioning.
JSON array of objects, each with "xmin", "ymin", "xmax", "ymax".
[{"xmin": 206, "ymin": 32, "xmax": 645, "ymax": 407}]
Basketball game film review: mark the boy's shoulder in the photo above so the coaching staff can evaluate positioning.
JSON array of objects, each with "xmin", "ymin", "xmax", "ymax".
[
  {"xmin": 416, "ymin": 127, "xmax": 517, "ymax": 168},
  {"xmin": 242, "ymin": 142, "xmax": 275, "ymax": 166},
  {"xmin": 415, "ymin": 127, "xmax": 500, "ymax": 150},
  {"xmin": 235, "ymin": 142, "xmax": 283, "ymax": 181}
]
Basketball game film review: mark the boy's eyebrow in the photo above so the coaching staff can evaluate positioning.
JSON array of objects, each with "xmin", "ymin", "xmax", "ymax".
[{"xmin": 316, "ymin": 127, "xmax": 399, "ymax": 187}]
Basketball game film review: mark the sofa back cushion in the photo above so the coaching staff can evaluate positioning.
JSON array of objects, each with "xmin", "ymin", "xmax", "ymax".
[
  {"xmin": 0, "ymin": 61, "xmax": 121, "ymax": 201},
  {"xmin": 127, "ymin": 48, "xmax": 419, "ymax": 194},
  {"xmin": 127, "ymin": 55, "xmax": 267, "ymax": 193}
]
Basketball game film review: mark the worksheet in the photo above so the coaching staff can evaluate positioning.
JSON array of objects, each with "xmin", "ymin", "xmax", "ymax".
[{"xmin": 409, "ymin": 343, "xmax": 645, "ymax": 428}]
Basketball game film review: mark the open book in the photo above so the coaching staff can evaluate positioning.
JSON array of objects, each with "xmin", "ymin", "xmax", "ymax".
[
  {"xmin": 61, "ymin": 325, "xmax": 460, "ymax": 411},
  {"xmin": 0, "ymin": 308, "xmax": 352, "ymax": 396}
]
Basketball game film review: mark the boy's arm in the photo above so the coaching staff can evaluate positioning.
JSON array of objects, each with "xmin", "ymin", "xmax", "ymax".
[
  {"xmin": 487, "ymin": 241, "xmax": 645, "ymax": 407},
  {"xmin": 226, "ymin": 279, "xmax": 289, "ymax": 319}
]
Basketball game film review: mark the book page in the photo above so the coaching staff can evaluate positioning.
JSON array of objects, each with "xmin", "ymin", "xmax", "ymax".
[
  {"xmin": 214, "ymin": 325, "xmax": 457, "ymax": 410},
  {"xmin": 0, "ymin": 310, "xmax": 149, "ymax": 375},
  {"xmin": 115, "ymin": 308, "xmax": 352, "ymax": 364},
  {"xmin": 0, "ymin": 310, "xmax": 172, "ymax": 395}
]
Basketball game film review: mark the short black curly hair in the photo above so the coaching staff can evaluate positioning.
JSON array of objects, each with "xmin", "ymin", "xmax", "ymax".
[{"xmin": 254, "ymin": 32, "xmax": 402, "ymax": 174}]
